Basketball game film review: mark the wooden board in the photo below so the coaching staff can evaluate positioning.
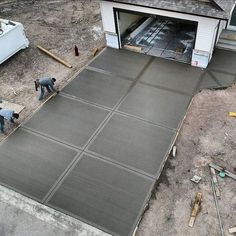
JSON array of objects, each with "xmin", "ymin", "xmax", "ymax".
[{"xmin": 0, "ymin": 100, "xmax": 25, "ymax": 114}]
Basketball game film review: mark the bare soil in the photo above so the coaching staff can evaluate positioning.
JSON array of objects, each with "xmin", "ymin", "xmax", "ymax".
[
  {"xmin": 0, "ymin": 0, "xmax": 105, "ymax": 139},
  {"xmin": 0, "ymin": 1, "xmax": 235, "ymax": 236}
]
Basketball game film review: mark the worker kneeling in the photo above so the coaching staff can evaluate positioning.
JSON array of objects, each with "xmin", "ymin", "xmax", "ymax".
[{"xmin": 35, "ymin": 77, "xmax": 59, "ymax": 101}]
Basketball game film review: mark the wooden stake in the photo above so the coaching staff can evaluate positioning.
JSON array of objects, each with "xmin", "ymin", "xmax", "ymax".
[
  {"xmin": 188, "ymin": 192, "xmax": 202, "ymax": 227},
  {"xmin": 210, "ymin": 167, "xmax": 221, "ymax": 197},
  {"xmin": 37, "ymin": 45, "xmax": 72, "ymax": 68}
]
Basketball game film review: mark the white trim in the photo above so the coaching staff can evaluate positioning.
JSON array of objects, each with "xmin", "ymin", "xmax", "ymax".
[{"xmin": 227, "ymin": 4, "xmax": 236, "ymax": 30}]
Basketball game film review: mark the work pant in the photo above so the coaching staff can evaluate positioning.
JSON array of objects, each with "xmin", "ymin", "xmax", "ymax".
[
  {"xmin": 0, "ymin": 115, "xmax": 4, "ymax": 133},
  {"xmin": 38, "ymin": 85, "xmax": 55, "ymax": 100}
]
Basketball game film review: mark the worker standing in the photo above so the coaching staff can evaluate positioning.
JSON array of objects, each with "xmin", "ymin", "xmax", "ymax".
[
  {"xmin": 0, "ymin": 108, "xmax": 19, "ymax": 134},
  {"xmin": 35, "ymin": 77, "xmax": 59, "ymax": 101}
]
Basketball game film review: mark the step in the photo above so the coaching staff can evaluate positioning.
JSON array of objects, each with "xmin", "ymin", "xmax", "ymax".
[
  {"xmin": 220, "ymin": 30, "xmax": 236, "ymax": 41},
  {"xmin": 216, "ymin": 42, "xmax": 236, "ymax": 52},
  {"xmin": 218, "ymin": 38, "xmax": 236, "ymax": 46}
]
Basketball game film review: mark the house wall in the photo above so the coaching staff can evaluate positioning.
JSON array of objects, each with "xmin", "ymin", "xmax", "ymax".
[{"xmin": 100, "ymin": 1, "xmax": 221, "ymax": 66}]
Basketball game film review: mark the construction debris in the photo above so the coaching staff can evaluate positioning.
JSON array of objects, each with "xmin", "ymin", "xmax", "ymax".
[
  {"xmin": 210, "ymin": 167, "xmax": 221, "ymax": 197},
  {"xmin": 123, "ymin": 44, "xmax": 142, "ymax": 53},
  {"xmin": 92, "ymin": 46, "xmax": 105, "ymax": 57},
  {"xmin": 191, "ymin": 175, "xmax": 202, "ymax": 184},
  {"xmin": 188, "ymin": 192, "xmax": 202, "ymax": 227},
  {"xmin": 211, "ymin": 179, "xmax": 224, "ymax": 236},
  {"xmin": 229, "ymin": 112, "xmax": 236, "ymax": 117},
  {"xmin": 37, "ymin": 45, "xmax": 72, "ymax": 68},
  {"xmin": 172, "ymin": 145, "xmax": 177, "ymax": 157},
  {"xmin": 229, "ymin": 227, "xmax": 236, "ymax": 234},
  {"xmin": 209, "ymin": 163, "xmax": 236, "ymax": 181}
]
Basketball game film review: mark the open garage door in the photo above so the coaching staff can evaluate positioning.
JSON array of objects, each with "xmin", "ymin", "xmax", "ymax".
[{"xmin": 116, "ymin": 10, "xmax": 198, "ymax": 64}]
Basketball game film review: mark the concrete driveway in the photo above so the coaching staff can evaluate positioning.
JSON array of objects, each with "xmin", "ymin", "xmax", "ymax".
[{"xmin": 0, "ymin": 48, "xmax": 235, "ymax": 236}]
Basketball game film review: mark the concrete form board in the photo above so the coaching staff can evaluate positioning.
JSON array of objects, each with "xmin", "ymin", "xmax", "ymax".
[
  {"xmin": 48, "ymin": 154, "xmax": 154, "ymax": 236},
  {"xmin": 90, "ymin": 48, "xmax": 151, "ymax": 80},
  {"xmin": 88, "ymin": 113, "xmax": 175, "ymax": 177},
  {"xmin": 62, "ymin": 69, "xmax": 132, "ymax": 108},
  {"xmin": 118, "ymin": 83, "xmax": 191, "ymax": 129},
  {"xmin": 0, "ymin": 128, "xmax": 79, "ymax": 200},
  {"xmin": 139, "ymin": 58, "xmax": 203, "ymax": 94},
  {"xmin": 25, "ymin": 96, "xmax": 109, "ymax": 148}
]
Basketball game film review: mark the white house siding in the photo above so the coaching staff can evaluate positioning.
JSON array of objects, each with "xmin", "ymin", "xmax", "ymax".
[{"xmin": 100, "ymin": 1, "xmax": 220, "ymax": 63}]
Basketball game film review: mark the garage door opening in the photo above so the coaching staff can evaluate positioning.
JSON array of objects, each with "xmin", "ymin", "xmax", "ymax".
[{"xmin": 116, "ymin": 10, "xmax": 198, "ymax": 63}]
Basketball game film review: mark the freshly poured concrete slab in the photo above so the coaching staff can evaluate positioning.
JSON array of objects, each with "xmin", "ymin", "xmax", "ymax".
[
  {"xmin": 62, "ymin": 69, "xmax": 132, "ymax": 108},
  {"xmin": 88, "ymin": 114, "xmax": 175, "ymax": 177},
  {"xmin": 198, "ymin": 72, "xmax": 220, "ymax": 90},
  {"xmin": 210, "ymin": 71, "xmax": 235, "ymax": 87},
  {"xmin": 90, "ymin": 48, "xmax": 151, "ymax": 80},
  {"xmin": 48, "ymin": 154, "xmax": 154, "ymax": 236},
  {"xmin": 25, "ymin": 96, "xmax": 109, "ymax": 148},
  {"xmin": 208, "ymin": 49, "xmax": 236, "ymax": 74},
  {"xmin": 0, "ymin": 128, "xmax": 79, "ymax": 200},
  {"xmin": 140, "ymin": 58, "xmax": 203, "ymax": 94},
  {"xmin": 118, "ymin": 84, "xmax": 191, "ymax": 129}
]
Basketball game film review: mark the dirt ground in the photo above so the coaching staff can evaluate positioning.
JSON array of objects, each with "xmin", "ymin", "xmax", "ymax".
[
  {"xmin": 0, "ymin": 0, "xmax": 105, "ymax": 139},
  {"xmin": 0, "ymin": 1, "xmax": 236, "ymax": 236}
]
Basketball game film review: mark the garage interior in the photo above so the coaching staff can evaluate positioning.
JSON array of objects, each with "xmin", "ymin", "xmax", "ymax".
[{"xmin": 117, "ymin": 10, "xmax": 198, "ymax": 63}]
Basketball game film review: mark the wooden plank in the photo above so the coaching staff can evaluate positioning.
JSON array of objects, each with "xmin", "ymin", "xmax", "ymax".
[
  {"xmin": 209, "ymin": 163, "xmax": 236, "ymax": 181},
  {"xmin": 229, "ymin": 112, "xmax": 236, "ymax": 117},
  {"xmin": 210, "ymin": 167, "xmax": 221, "ymax": 197},
  {"xmin": 0, "ymin": 100, "xmax": 24, "ymax": 114},
  {"xmin": 188, "ymin": 192, "xmax": 202, "ymax": 227},
  {"xmin": 37, "ymin": 45, "xmax": 72, "ymax": 68}
]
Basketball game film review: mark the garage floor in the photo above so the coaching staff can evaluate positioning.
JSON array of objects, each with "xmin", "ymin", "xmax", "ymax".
[
  {"xmin": 0, "ymin": 48, "xmax": 235, "ymax": 236},
  {"xmin": 122, "ymin": 18, "xmax": 196, "ymax": 63}
]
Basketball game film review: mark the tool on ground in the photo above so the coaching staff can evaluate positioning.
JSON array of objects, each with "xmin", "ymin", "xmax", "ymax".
[
  {"xmin": 188, "ymin": 192, "xmax": 202, "ymax": 227},
  {"xmin": 209, "ymin": 163, "xmax": 236, "ymax": 181},
  {"xmin": 210, "ymin": 167, "xmax": 221, "ymax": 197},
  {"xmin": 229, "ymin": 227, "xmax": 236, "ymax": 234},
  {"xmin": 37, "ymin": 45, "xmax": 72, "ymax": 68},
  {"xmin": 229, "ymin": 112, "xmax": 236, "ymax": 117},
  {"xmin": 191, "ymin": 175, "xmax": 201, "ymax": 184},
  {"xmin": 211, "ymin": 179, "xmax": 224, "ymax": 236}
]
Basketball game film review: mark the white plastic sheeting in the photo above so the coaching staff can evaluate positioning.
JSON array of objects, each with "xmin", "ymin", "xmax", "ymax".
[{"xmin": 0, "ymin": 19, "xmax": 29, "ymax": 64}]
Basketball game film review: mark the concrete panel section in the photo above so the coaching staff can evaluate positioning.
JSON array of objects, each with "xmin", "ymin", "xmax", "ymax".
[
  {"xmin": 88, "ymin": 114, "xmax": 175, "ymax": 176},
  {"xmin": 49, "ymin": 154, "xmax": 154, "ymax": 236},
  {"xmin": 118, "ymin": 84, "xmax": 191, "ymax": 129},
  {"xmin": 198, "ymin": 72, "xmax": 220, "ymax": 90},
  {"xmin": 25, "ymin": 96, "xmax": 109, "ymax": 148},
  {"xmin": 90, "ymin": 48, "xmax": 151, "ymax": 80},
  {"xmin": 62, "ymin": 69, "xmax": 132, "ymax": 108},
  {"xmin": 208, "ymin": 49, "xmax": 236, "ymax": 73},
  {"xmin": 210, "ymin": 71, "xmax": 235, "ymax": 87},
  {"xmin": 0, "ymin": 128, "xmax": 79, "ymax": 200},
  {"xmin": 140, "ymin": 58, "xmax": 203, "ymax": 94}
]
